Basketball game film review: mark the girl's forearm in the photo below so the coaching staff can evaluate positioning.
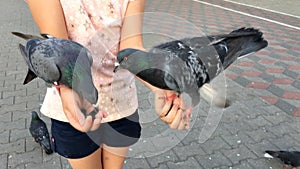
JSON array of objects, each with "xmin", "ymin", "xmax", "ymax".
[
  {"xmin": 120, "ymin": 0, "xmax": 146, "ymax": 50},
  {"xmin": 27, "ymin": 0, "xmax": 68, "ymax": 39}
]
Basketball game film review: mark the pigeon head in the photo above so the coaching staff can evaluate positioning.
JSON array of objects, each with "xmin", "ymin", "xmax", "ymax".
[
  {"xmin": 114, "ymin": 48, "xmax": 137, "ymax": 72},
  {"xmin": 31, "ymin": 111, "xmax": 40, "ymax": 121},
  {"xmin": 116, "ymin": 48, "xmax": 139, "ymax": 63},
  {"xmin": 114, "ymin": 48, "xmax": 149, "ymax": 74},
  {"xmin": 26, "ymin": 39, "xmax": 41, "ymax": 52}
]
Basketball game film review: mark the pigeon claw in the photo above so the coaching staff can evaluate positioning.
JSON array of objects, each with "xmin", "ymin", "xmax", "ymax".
[{"xmin": 81, "ymin": 107, "xmax": 99, "ymax": 121}]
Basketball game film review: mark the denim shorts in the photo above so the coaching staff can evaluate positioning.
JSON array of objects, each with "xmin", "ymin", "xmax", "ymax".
[{"xmin": 51, "ymin": 110, "xmax": 141, "ymax": 159}]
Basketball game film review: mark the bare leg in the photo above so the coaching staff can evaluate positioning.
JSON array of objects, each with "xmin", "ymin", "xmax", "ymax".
[
  {"xmin": 68, "ymin": 147, "xmax": 103, "ymax": 169},
  {"xmin": 102, "ymin": 144, "xmax": 129, "ymax": 169}
]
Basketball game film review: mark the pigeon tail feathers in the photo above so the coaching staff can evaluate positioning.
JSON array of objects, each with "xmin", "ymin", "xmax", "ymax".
[
  {"xmin": 12, "ymin": 32, "xmax": 44, "ymax": 40},
  {"xmin": 18, "ymin": 44, "xmax": 38, "ymax": 84},
  {"xmin": 214, "ymin": 27, "xmax": 268, "ymax": 69},
  {"xmin": 40, "ymin": 139, "xmax": 53, "ymax": 154},
  {"xmin": 23, "ymin": 69, "xmax": 38, "ymax": 84}
]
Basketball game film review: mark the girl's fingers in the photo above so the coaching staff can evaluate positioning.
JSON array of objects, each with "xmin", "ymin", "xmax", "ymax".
[
  {"xmin": 159, "ymin": 99, "xmax": 172, "ymax": 117},
  {"xmin": 184, "ymin": 108, "xmax": 192, "ymax": 130},
  {"xmin": 80, "ymin": 115, "xmax": 93, "ymax": 131},
  {"xmin": 160, "ymin": 104, "xmax": 179, "ymax": 124},
  {"xmin": 177, "ymin": 117, "xmax": 186, "ymax": 131},
  {"xmin": 154, "ymin": 91, "xmax": 176, "ymax": 117},
  {"xmin": 153, "ymin": 90, "xmax": 193, "ymax": 131},
  {"xmin": 169, "ymin": 108, "xmax": 183, "ymax": 129}
]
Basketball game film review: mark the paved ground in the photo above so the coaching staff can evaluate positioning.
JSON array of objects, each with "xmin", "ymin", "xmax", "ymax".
[
  {"xmin": 0, "ymin": 0, "xmax": 300, "ymax": 169},
  {"xmin": 223, "ymin": 0, "xmax": 300, "ymax": 16}
]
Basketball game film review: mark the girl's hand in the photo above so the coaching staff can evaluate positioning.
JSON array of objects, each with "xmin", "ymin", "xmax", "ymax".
[
  {"xmin": 153, "ymin": 89, "xmax": 192, "ymax": 130},
  {"xmin": 59, "ymin": 85, "xmax": 108, "ymax": 132}
]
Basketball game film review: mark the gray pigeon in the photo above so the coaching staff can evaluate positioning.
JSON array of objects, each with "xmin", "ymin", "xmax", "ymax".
[
  {"xmin": 12, "ymin": 32, "xmax": 98, "ymax": 105},
  {"xmin": 265, "ymin": 150, "xmax": 300, "ymax": 169},
  {"xmin": 29, "ymin": 111, "xmax": 53, "ymax": 154},
  {"xmin": 115, "ymin": 27, "xmax": 268, "ymax": 107}
]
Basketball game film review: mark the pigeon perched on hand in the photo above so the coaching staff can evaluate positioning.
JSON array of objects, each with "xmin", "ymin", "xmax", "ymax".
[
  {"xmin": 264, "ymin": 150, "xmax": 300, "ymax": 169},
  {"xmin": 12, "ymin": 32, "xmax": 98, "ymax": 105},
  {"xmin": 115, "ymin": 27, "xmax": 268, "ymax": 107},
  {"xmin": 29, "ymin": 111, "xmax": 53, "ymax": 154}
]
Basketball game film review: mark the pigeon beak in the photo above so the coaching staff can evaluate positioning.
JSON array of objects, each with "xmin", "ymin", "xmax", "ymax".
[
  {"xmin": 263, "ymin": 153, "xmax": 274, "ymax": 159},
  {"xmin": 92, "ymin": 103, "xmax": 98, "ymax": 108},
  {"xmin": 113, "ymin": 62, "xmax": 120, "ymax": 73}
]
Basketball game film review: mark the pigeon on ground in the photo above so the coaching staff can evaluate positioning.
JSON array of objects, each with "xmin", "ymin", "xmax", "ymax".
[
  {"xmin": 264, "ymin": 150, "xmax": 300, "ymax": 169},
  {"xmin": 29, "ymin": 111, "xmax": 53, "ymax": 154},
  {"xmin": 114, "ymin": 27, "xmax": 268, "ymax": 107},
  {"xmin": 12, "ymin": 32, "xmax": 98, "ymax": 105}
]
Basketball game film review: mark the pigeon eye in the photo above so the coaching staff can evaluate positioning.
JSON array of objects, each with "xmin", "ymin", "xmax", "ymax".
[{"xmin": 124, "ymin": 56, "xmax": 128, "ymax": 61}]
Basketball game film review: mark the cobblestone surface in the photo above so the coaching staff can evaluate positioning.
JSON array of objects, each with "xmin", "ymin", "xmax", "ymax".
[{"xmin": 1, "ymin": 0, "xmax": 300, "ymax": 168}]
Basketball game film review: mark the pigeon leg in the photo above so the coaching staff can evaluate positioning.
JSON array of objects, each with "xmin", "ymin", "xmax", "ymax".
[
  {"xmin": 81, "ymin": 107, "xmax": 99, "ymax": 121},
  {"xmin": 88, "ymin": 107, "xmax": 98, "ymax": 120}
]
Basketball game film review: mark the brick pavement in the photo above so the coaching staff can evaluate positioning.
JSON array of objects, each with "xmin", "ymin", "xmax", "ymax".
[{"xmin": 1, "ymin": 0, "xmax": 300, "ymax": 169}]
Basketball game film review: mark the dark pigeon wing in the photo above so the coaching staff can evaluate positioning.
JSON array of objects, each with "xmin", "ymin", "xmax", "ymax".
[
  {"xmin": 30, "ymin": 123, "xmax": 53, "ymax": 154},
  {"xmin": 265, "ymin": 150, "xmax": 300, "ymax": 167},
  {"xmin": 137, "ymin": 68, "xmax": 173, "ymax": 91},
  {"xmin": 28, "ymin": 40, "xmax": 61, "ymax": 83},
  {"xmin": 31, "ymin": 125, "xmax": 47, "ymax": 141},
  {"xmin": 149, "ymin": 49, "xmax": 204, "ymax": 105},
  {"xmin": 53, "ymin": 39, "xmax": 98, "ymax": 104},
  {"xmin": 290, "ymin": 152, "xmax": 300, "ymax": 167},
  {"xmin": 278, "ymin": 151, "xmax": 300, "ymax": 167},
  {"xmin": 151, "ymin": 39, "xmax": 211, "ymax": 89},
  {"xmin": 29, "ymin": 119, "xmax": 48, "ymax": 142},
  {"xmin": 29, "ymin": 115, "xmax": 53, "ymax": 154}
]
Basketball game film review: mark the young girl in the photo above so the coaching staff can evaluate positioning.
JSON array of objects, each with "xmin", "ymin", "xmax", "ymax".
[{"xmin": 26, "ymin": 0, "xmax": 191, "ymax": 168}]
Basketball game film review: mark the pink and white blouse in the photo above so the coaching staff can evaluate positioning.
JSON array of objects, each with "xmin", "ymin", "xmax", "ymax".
[{"xmin": 40, "ymin": 0, "xmax": 139, "ymax": 123}]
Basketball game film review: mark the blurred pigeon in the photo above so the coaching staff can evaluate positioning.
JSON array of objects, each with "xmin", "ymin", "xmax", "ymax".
[
  {"xmin": 264, "ymin": 150, "xmax": 300, "ymax": 169},
  {"xmin": 115, "ymin": 27, "xmax": 268, "ymax": 107},
  {"xmin": 12, "ymin": 32, "xmax": 98, "ymax": 105},
  {"xmin": 152, "ymin": 35, "xmax": 232, "ymax": 107},
  {"xmin": 29, "ymin": 111, "xmax": 53, "ymax": 154}
]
